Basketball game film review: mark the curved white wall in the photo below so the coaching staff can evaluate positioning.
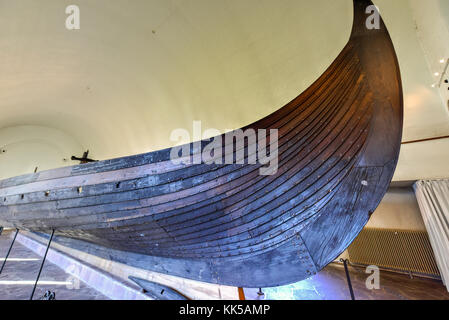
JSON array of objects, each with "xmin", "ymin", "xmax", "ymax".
[
  {"xmin": 438, "ymin": 0, "xmax": 449, "ymax": 30},
  {"xmin": 0, "ymin": 126, "xmax": 84, "ymax": 179},
  {"xmin": 0, "ymin": 0, "xmax": 353, "ymax": 171},
  {"xmin": 0, "ymin": 0, "xmax": 448, "ymax": 182}
]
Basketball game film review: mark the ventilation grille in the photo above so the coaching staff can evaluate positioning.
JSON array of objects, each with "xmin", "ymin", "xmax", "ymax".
[{"xmin": 347, "ymin": 228, "xmax": 440, "ymax": 277}]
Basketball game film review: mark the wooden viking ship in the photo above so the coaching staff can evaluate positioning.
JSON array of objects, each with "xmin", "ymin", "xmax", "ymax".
[{"xmin": 0, "ymin": 0, "xmax": 402, "ymax": 288}]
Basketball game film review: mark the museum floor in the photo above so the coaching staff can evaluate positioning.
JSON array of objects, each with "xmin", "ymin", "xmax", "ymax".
[
  {"xmin": 245, "ymin": 263, "xmax": 449, "ymax": 300},
  {"xmin": 1, "ymin": 231, "xmax": 448, "ymax": 300},
  {"xmin": 0, "ymin": 231, "xmax": 108, "ymax": 300}
]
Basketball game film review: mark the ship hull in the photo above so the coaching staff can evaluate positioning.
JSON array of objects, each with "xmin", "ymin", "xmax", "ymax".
[{"xmin": 0, "ymin": 0, "xmax": 402, "ymax": 288}]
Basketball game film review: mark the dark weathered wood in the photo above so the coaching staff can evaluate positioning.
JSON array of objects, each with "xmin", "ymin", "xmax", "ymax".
[{"xmin": 0, "ymin": 0, "xmax": 402, "ymax": 288}]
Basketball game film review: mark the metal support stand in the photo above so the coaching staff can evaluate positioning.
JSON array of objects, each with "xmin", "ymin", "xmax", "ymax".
[
  {"xmin": 257, "ymin": 288, "xmax": 264, "ymax": 296},
  {"xmin": 0, "ymin": 229, "xmax": 19, "ymax": 275},
  {"xmin": 340, "ymin": 258, "xmax": 355, "ymax": 300},
  {"xmin": 71, "ymin": 150, "xmax": 97, "ymax": 164},
  {"xmin": 40, "ymin": 291, "xmax": 56, "ymax": 300},
  {"xmin": 30, "ymin": 230, "xmax": 55, "ymax": 300}
]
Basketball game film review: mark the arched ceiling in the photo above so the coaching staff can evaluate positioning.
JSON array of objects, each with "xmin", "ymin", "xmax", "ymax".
[
  {"xmin": 0, "ymin": 0, "xmax": 353, "ymax": 178},
  {"xmin": 1, "ymin": 0, "xmax": 449, "ymax": 181}
]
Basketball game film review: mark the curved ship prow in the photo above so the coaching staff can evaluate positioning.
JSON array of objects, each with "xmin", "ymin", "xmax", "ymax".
[{"xmin": 0, "ymin": 0, "xmax": 402, "ymax": 288}]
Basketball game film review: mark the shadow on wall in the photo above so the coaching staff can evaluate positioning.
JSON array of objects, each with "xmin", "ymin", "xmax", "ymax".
[
  {"xmin": 366, "ymin": 187, "xmax": 426, "ymax": 231},
  {"xmin": 438, "ymin": 0, "xmax": 449, "ymax": 31}
]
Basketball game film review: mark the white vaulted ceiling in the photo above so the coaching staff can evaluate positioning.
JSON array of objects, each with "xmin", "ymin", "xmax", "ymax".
[{"xmin": 0, "ymin": 0, "xmax": 448, "ymax": 181}]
